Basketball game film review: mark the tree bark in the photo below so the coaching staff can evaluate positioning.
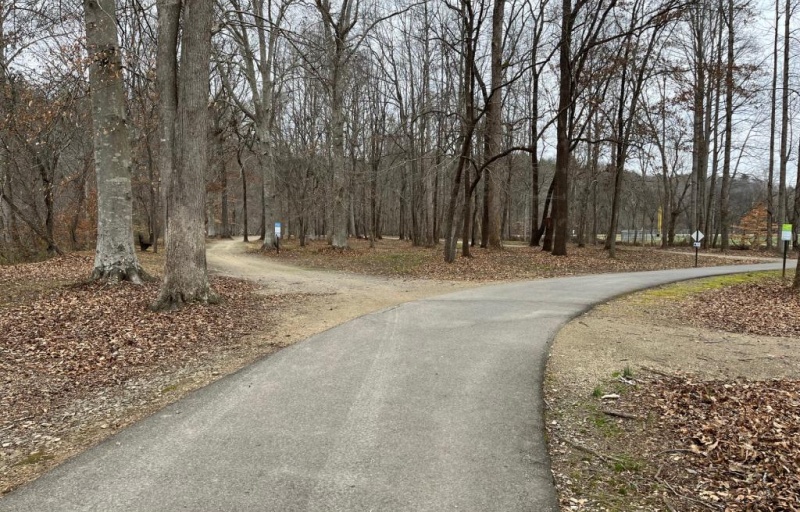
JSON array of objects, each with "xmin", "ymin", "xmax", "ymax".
[
  {"xmin": 719, "ymin": 0, "xmax": 734, "ymax": 251},
  {"xmin": 85, "ymin": 0, "xmax": 145, "ymax": 283},
  {"xmin": 153, "ymin": 0, "xmax": 218, "ymax": 309},
  {"xmin": 156, "ymin": 0, "xmax": 180, "ymax": 245},
  {"xmin": 767, "ymin": 0, "xmax": 779, "ymax": 249},
  {"xmin": 483, "ymin": 0, "xmax": 504, "ymax": 249},
  {"xmin": 552, "ymin": 0, "xmax": 572, "ymax": 256},
  {"xmin": 778, "ymin": 0, "xmax": 790, "ymax": 232}
]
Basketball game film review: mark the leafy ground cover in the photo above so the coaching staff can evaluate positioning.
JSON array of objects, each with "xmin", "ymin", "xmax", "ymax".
[
  {"xmin": 547, "ymin": 273, "xmax": 800, "ymax": 511},
  {"xmin": 267, "ymin": 238, "xmax": 769, "ymax": 280},
  {"xmin": 0, "ymin": 251, "xmax": 310, "ymax": 494}
]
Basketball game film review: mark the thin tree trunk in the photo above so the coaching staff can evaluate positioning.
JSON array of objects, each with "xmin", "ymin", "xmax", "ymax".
[
  {"xmin": 156, "ymin": 0, "xmax": 180, "ymax": 245},
  {"xmin": 768, "ymin": 0, "xmax": 779, "ymax": 249},
  {"xmin": 239, "ymin": 147, "xmax": 249, "ymax": 241},
  {"xmin": 462, "ymin": 165, "xmax": 471, "ymax": 257},
  {"xmin": 719, "ymin": 0, "xmax": 734, "ymax": 251},
  {"xmin": 778, "ymin": 0, "xmax": 790, "ymax": 231}
]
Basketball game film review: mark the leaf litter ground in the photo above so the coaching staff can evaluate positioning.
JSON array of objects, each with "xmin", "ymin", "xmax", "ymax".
[
  {"xmin": 547, "ymin": 272, "xmax": 800, "ymax": 511},
  {"xmin": 0, "ymin": 252, "xmax": 311, "ymax": 495}
]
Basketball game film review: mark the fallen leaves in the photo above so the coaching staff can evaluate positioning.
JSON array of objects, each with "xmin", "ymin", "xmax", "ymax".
[
  {"xmin": 267, "ymin": 238, "xmax": 768, "ymax": 281},
  {"xmin": 683, "ymin": 277, "xmax": 800, "ymax": 337},
  {"xmin": 546, "ymin": 271, "xmax": 800, "ymax": 511},
  {"xmin": 641, "ymin": 379, "xmax": 800, "ymax": 511},
  {"xmin": 0, "ymin": 253, "xmax": 301, "ymax": 494}
]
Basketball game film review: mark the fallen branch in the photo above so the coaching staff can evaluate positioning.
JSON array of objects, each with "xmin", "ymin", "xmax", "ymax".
[{"xmin": 601, "ymin": 409, "xmax": 642, "ymax": 420}]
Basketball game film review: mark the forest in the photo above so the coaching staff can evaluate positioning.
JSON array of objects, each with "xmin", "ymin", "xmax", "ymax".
[{"xmin": 0, "ymin": 0, "xmax": 798, "ymax": 303}]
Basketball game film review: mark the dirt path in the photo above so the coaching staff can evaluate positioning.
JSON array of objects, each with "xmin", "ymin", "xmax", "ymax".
[{"xmin": 206, "ymin": 239, "xmax": 475, "ymax": 345}]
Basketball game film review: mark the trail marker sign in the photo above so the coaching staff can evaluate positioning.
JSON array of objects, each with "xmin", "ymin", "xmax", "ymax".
[
  {"xmin": 691, "ymin": 230, "xmax": 704, "ymax": 241},
  {"xmin": 275, "ymin": 222, "xmax": 282, "ymax": 238},
  {"xmin": 781, "ymin": 224, "xmax": 792, "ymax": 242}
]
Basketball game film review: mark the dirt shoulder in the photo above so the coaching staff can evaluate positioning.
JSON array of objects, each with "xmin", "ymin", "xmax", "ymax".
[{"xmin": 546, "ymin": 273, "xmax": 800, "ymax": 511}]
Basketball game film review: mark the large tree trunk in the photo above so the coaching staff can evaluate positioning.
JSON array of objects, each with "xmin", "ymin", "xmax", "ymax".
[
  {"xmin": 605, "ymin": 71, "xmax": 629, "ymax": 259},
  {"xmin": 483, "ymin": 0, "xmax": 504, "ymax": 249},
  {"xmin": 0, "ymin": 28, "xmax": 12, "ymax": 249},
  {"xmin": 552, "ymin": 0, "xmax": 572, "ymax": 256},
  {"xmin": 40, "ymin": 162, "xmax": 57, "ymax": 256},
  {"xmin": 690, "ymin": 10, "xmax": 706, "ymax": 239},
  {"xmin": 85, "ymin": 0, "xmax": 144, "ymax": 283},
  {"xmin": 153, "ymin": 0, "xmax": 217, "ymax": 309},
  {"xmin": 461, "ymin": 166, "xmax": 471, "ymax": 257}
]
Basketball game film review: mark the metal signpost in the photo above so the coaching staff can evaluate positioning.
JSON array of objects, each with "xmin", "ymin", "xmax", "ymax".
[
  {"xmin": 781, "ymin": 224, "xmax": 792, "ymax": 278},
  {"xmin": 275, "ymin": 222, "xmax": 282, "ymax": 254},
  {"xmin": 691, "ymin": 231, "xmax": 704, "ymax": 268}
]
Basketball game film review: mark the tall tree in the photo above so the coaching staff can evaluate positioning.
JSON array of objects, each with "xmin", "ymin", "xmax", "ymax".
[
  {"xmin": 156, "ymin": 0, "xmax": 180, "ymax": 244},
  {"xmin": 483, "ymin": 0, "xmax": 505, "ymax": 249},
  {"xmin": 777, "ymin": 0, "xmax": 790, "ymax": 234},
  {"xmin": 314, "ymin": 0, "xmax": 356, "ymax": 249},
  {"xmin": 85, "ymin": 0, "xmax": 146, "ymax": 282},
  {"xmin": 718, "ymin": 0, "xmax": 734, "ymax": 250},
  {"xmin": 153, "ymin": 0, "xmax": 218, "ymax": 309},
  {"xmin": 766, "ymin": 0, "xmax": 779, "ymax": 249},
  {"xmin": 552, "ymin": 0, "xmax": 573, "ymax": 256}
]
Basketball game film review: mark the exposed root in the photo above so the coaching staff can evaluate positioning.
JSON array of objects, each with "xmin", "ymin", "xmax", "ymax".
[
  {"xmin": 150, "ymin": 287, "xmax": 221, "ymax": 311},
  {"xmin": 91, "ymin": 264, "xmax": 151, "ymax": 284}
]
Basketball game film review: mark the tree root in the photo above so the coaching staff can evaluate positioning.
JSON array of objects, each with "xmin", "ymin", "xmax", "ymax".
[
  {"xmin": 91, "ymin": 264, "xmax": 151, "ymax": 284},
  {"xmin": 150, "ymin": 287, "xmax": 221, "ymax": 311}
]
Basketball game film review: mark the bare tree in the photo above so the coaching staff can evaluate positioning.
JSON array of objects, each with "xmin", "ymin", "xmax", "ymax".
[
  {"xmin": 85, "ymin": 0, "xmax": 145, "ymax": 282},
  {"xmin": 153, "ymin": 0, "xmax": 218, "ymax": 309}
]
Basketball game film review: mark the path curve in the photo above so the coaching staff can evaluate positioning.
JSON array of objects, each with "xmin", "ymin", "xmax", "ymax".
[{"xmin": 0, "ymin": 256, "xmax": 790, "ymax": 511}]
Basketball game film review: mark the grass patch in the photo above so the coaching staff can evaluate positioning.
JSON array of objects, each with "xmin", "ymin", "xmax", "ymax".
[
  {"xmin": 371, "ymin": 252, "xmax": 429, "ymax": 275},
  {"xmin": 591, "ymin": 412, "xmax": 622, "ymax": 437},
  {"xmin": 15, "ymin": 451, "xmax": 54, "ymax": 466},
  {"xmin": 612, "ymin": 455, "xmax": 642, "ymax": 473},
  {"xmin": 160, "ymin": 383, "xmax": 180, "ymax": 394},
  {"xmin": 622, "ymin": 365, "xmax": 634, "ymax": 379},
  {"xmin": 638, "ymin": 271, "xmax": 778, "ymax": 302}
]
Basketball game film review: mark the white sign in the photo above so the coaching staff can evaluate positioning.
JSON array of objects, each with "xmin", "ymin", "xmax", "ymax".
[
  {"xmin": 693, "ymin": 242, "xmax": 701, "ymax": 248},
  {"xmin": 691, "ymin": 230, "xmax": 704, "ymax": 241},
  {"xmin": 275, "ymin": 222, "xmax": 282, "ymax": 238},
  {"xmin": 782, "ymin": 224, "xmax": 792, "ymax": 242}
]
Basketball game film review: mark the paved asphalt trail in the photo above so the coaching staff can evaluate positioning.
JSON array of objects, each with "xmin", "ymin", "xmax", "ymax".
[{"xmin": 1, "ymin": 262, "xmax": 789, "ymax": 511}]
